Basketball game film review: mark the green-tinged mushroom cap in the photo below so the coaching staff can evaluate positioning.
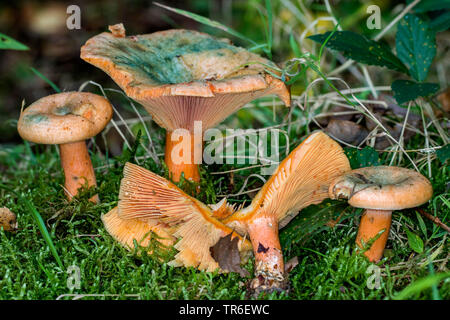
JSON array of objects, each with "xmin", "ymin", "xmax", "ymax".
[{"xmin": 81, "ymin": 24, "xmax": 290, "ymax": 131}]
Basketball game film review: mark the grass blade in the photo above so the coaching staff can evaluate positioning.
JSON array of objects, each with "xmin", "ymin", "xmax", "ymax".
[
  {"xmin": 0, "ymin": 183, "xmax": 64, "ymax": 269},
  {"xmin": 289, "ymin": 33, "xmax": 302, "ymax": 57},
  {"xmin": 265, "ymin": 0, "xmax": 273, "ymax": 59},
  {"xmin": 30, "ymin": 67, "xmax": 61, "ymax": 93},
  {"xmin": 318, "ymin": 23, "xmax": 340, "ymax": 64},
  {"xmin": 393, "ymin": 272, "xmax": 450, "ymax": 299},
  {"xmin": 154, "ymin": 2, "xmax": 258, "ymax": 46},
  {"xmin": 0, "ymin": 33, "xmax": 29, "ymax": 50}
]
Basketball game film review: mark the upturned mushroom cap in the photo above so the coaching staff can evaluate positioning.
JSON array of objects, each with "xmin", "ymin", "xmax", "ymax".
[
  {"xmin": 101, "ymin": 206, "xmax": 176, "ymax": 252},
  {"xmin": 117, "ymin": 162, "xmax": 253, "ymax": 272},
  {"xmin": 222, "ymin": 131, "xmax": 351, "ymax": 232},
  {"xmin": 329, "ymin": 166, "xmax": 433, "ymax": 210},
  {"xmin": 17, "ymin": 92, "xmax": 113, "ymax": 145},
  {"xmin": 80, "ymin": 25, "xmax": 290, "ymax": 131}
]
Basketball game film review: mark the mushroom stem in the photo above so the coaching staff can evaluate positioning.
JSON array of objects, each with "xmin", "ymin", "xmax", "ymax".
[
  {"xmin": 59, "ymin": 141, "xmax": 98, "ymax": 203},
  {"xmin": 356, "ymin": 209, "xmax": 392, "ymax": 262},
  {"xmin": 246, "ymin": 213, "xmax": 286, "ymax": 291},
  {"xmin": 164, "ymin": 130, "xmax": 202, "ymax": 183}
]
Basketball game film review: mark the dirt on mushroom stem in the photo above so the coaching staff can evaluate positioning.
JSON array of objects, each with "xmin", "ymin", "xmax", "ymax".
[{"xmin": 246, "ymin": 213, "xmax": 287, "ymax": 292}]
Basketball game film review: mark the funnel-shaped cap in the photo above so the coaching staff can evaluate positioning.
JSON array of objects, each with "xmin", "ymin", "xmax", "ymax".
[{"xmin": 81, "ymin": 25, "xmax": 290, "ymax": 131}]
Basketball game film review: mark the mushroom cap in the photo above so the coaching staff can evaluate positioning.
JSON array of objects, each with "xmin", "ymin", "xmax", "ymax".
[
  {"xmin": 117, "ymin": 162, "xmax": 253, "ymax": 272},
  {"xmin": 81, "ymin": 26, "xmax": 290, "ymax": 131},
  {"xmin": 101, "ymin": 206, "xmax": 176, "ymax": 253},
  {"xmin": 329, "ymin": 166, "xmax": 433, "ymax": 210},
  {"xmin": 17, "ymin": 92, "xmax": 113, "ymax": 145},
  {"xmin": 222, "ymin": 131, "xmax": 351, "ymax": 232}
]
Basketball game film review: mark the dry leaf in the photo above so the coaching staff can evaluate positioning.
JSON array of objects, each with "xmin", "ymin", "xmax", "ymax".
[
  {"xmin": 284, "ymin": 256, "xmax": 299, "ymax": 274},
  {"xmin": 437, "ymin": 88, "xmax": 450, "ymax": 113},
  {"xmin": 317, "ymin": 105, "xmax": 355, "ymax": 126},
  {"xmin": 325, "ymin": 119, "xmax": 368, "ymax": 145},
  {"xmin": 210, "ymin": 233, "xmax": 250, "ymax": 277}
]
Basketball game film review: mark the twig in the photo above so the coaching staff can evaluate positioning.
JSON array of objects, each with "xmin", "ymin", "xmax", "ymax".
[{"xmin": 418, "ymin": 209, "xmax": 450, "ymax": 233}]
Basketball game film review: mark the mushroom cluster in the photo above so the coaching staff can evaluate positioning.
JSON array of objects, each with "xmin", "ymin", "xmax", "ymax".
[
  {"xmin": 81, "ymin": 24, "xmax": 290, "ymax": 183},
  {"xmin": 10, "ymin": 22, "xmax": 435, "ymax": 298},
  {"xmin": 103, "ymin": 131, "xmax": 351, "ymax": 293}
]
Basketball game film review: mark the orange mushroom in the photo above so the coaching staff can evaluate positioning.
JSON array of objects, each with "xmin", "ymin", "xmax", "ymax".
[
  {"xmin": 107, "ymin": 131, "xmax": 350, "ymax": 293},
  {"xmin": 102, "ymin": 206, "xmax": 176, "ymax": 255},
  {"xmin": 17, "ymin": 92, "xmax": 113, "ymax": 203},
  {"xmin": 102, "ymin": 163, "xmax": 253, "ymax": 273},
  {"xmin": 221, "ymin": 131, "xmax": 350, "ymax": 292},
  {"xmin": 80, "ymin": 24, "xmax": 290, "ymax": 183},
  {"xmin": 329, "ymin": 166, "xmax": 433, "ymax": 262}
]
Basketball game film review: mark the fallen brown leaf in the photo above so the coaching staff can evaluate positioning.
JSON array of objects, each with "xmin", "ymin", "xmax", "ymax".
[
  {"xmin": 325, "ymin": 119, "xmax": 368, "ymax": 145},
  {"xmin": 284, "ymin": 256, "xmax": 299, "ymax": 274},
  {"xmin": 210, "ymin": 233, "xmax": 250, "ymax": 277}
]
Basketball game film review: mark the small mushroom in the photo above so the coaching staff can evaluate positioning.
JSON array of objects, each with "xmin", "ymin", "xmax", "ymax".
[
  {"xmin": 17, "ymin": 92, "xmax": 113, "ymax": 203},
  {"xmin": 81, "ymin": 25, "xmax": 290, "ymax": 183},
  {"xmin": 329, "ymin": 166, "xmax": 433, "ymax": 262},
  {"xmin": 0, "ymin": 207, "xmax": 18, "ymax": 232},
  {"xmin": 221, "ymin": 131, "xmax": 350, "ymax": 293}
]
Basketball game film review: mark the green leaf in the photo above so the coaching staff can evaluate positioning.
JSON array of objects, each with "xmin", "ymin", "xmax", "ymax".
[
  {"xmin": 408, "ymin": 0, "xmax": 450, "ymax": 13},
  {"xmin": 436, "ymin": 144, "xmax": 450, "ymax": 163},
  {"xmin": 391, "ymin": 80, "xmax": 439, "ymax": 105},
  {"xmin": 30, "ymin": 67, "xmax": 61, "ymax": 93},
  {"xmin": 394, "ymin": 272, "xmax": 450, "ymax": 300},
  {"xmin": 289, "ymin": 33, "xmax": 302, "ymax": 57},
  {"xmin": 0, "ymin": 33, "xmax": 29, "ymax": 50},
  {"xmin": 308, "ymin": 31, "xmax": 408, "ymax": 73},
  {"xmin": 430, "ymin": 11, "xmax": 450, "ymax": 33},
  {"xmin": 405, "ymin": 229, "xmax": 424, "ymax": 254},
  {"xmin": 265, "ymin": 0, "xmax": 273, "ymax": 59},
  {"xmin": 396, "ymin": 14, "xmax": 436, "ymax": 82},
  {"xmin": 345, "ymin": 146, "xmax": 380, "ymax": 169},
  {"xmin": 416, "ymin": 211, "xmax": 427, "ymax": 239}
]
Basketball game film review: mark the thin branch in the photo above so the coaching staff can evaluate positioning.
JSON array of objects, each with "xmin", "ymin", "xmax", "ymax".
[{"xmin": 418, "ymin": 209, "xmax": 450, "ymax": 233}]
